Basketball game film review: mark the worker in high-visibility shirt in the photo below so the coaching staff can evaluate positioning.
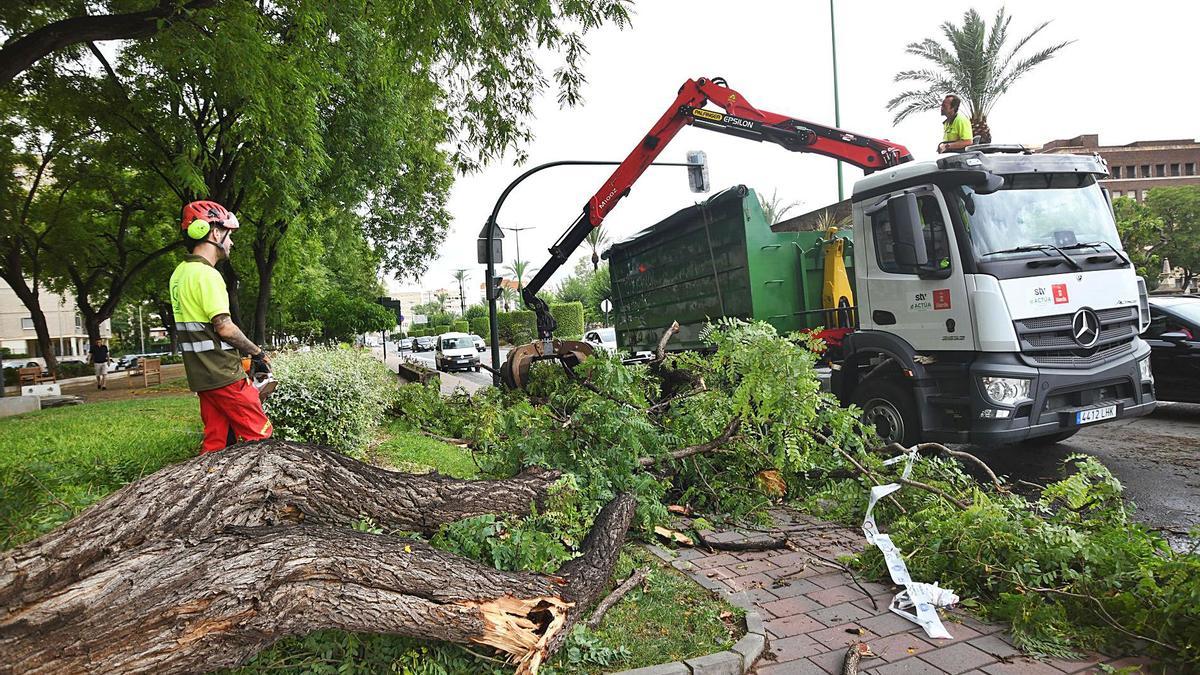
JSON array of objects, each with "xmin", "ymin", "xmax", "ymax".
[
  {"xmin": 936, "ymin": 94, "xmax": 973, "ymax": 154},
  {"xmin": 169, "ymin": 200, "xmax": 273, "ymax": 453}
]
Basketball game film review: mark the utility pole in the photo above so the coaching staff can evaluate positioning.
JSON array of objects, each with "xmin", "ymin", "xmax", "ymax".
[
  {"xmin": 138, "ymin": 303, "xmax": 145, "ymax": 355},
  {"xmin": 831, "ymin": 0, "xmax": 844, "ymax": 201},
  {"xmin": 501, "ymin": 226, "xmax": 535, "ymax": 288}
]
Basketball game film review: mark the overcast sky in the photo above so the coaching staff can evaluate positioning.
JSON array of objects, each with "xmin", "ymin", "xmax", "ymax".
[{"xmin": 392, "ymin": 0, "xmax": 1200, "ymax": 296}]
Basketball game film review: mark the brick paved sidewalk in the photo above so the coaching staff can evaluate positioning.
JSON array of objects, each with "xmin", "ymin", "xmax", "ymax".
[{"xmin": 662, "ymin": 508, "xmax": 1154, "ymax": 675}]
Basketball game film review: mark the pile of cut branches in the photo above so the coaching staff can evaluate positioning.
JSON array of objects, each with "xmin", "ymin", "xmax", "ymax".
[{"xmin": 397, "ymin": 319, "xmax": 1200, "ymax": 668}]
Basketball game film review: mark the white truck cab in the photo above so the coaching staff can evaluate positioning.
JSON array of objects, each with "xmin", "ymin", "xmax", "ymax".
[{"xmin": 833, "ymin": 148, "xmax": 1156, "ymax": 446}]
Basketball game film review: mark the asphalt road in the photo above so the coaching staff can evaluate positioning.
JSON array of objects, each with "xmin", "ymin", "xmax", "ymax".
[
  {"xmin": 960, "ymin": 401, "xmax": 1200, "ymax": 551},
  {"xmin": 381, "ymin": 344, "xmax": 508, "ymax": 390}
]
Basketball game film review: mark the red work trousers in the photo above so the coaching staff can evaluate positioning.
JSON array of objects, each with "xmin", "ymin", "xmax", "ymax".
[{"xmin": 197, "ymin": 378, "xmax": 273, "ymax": 453}]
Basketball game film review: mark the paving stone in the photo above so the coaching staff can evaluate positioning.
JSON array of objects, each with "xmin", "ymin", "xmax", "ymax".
[
  {"xmin": 808, "ymin": 601, "xmax": 876, "ymax": 627},
  {"xmin": 702, "ymin": 566, "xmax": 740, "ymax": 581},
  {"xmin": 744, "ymin": 610, "xmax": 764, "ymax": 636},
  {"xmin": 755, "ymin": 658, "xmax": 829, "ymax": 674},
  {"xmin": 806, "ymin": 622, "xmax": 877, "ymax": 651},
  {"xmin": 732, "ymin": 632, "xmax": 765, "ymax": 670},
  {"xmin": 806, "ymin": 648, "xmax": 853, "ymax": 674},
  {"xmin": 733, "ymin": 549, "xmax": 775, "ymax": 562},
  {"xmin": 689, "ymin": 571, "xmax": 730, "ymax": 593},
  {"xmin": 672, "ymin": 559, "xmax": 698, "ymax": 572},
  {"xmin": 764, "ymin": 613, "xmax": 825, "ymax": 638},
  {"xmin": 761, "ymin": 594, "xmax": 822, "ymax": 618},
  {"xmin": 865, "ymin": 656, "xmax": 945, "ymax": 674},
  {"xmin": 728, "ymin": 558, "xmax": 777, "ymax": 575},
  {"xmin": 929, "ymin": 620, "xmax": 982, "ymax": 645},
  {"xmin": 1042, "ymin": 653, "xmax": 1104, "ymax": 673},
  {"xmin": 916, "ymin": 642, "xmax": 996, "ymax": 674},
  {"xmin": 980, "ymin": 657, "xmax": 1064, "ymax": 675},
  {"xmin": 707, "ymin": 530, "xmax": 753, "ymax": 544},
  {"xmin": 719, "ymin": 589, "xmax": 755, "ymax": 611},
  {"xmin": 966, "ymin": 634, "xmax": 1020, "ymax": 659},
  {"xmin": 767, "ymin": 551, "xmax": 815, "ymax": 568},
  {"xmin": 726, "ymin": 572, "xmax": 774, "ymax": 592},
  {"xmin": 693, "ymin": 553, "xmax": 741, "ymax": 569},
  {"xmin": 870, "ymin": 632, "xmax": 936, "ymax": 662},
  {"xmin": 807, "ymin": 584, "xmax": 866, "ymax": 607},
  {"xmin": 740, "ymin": 586, "xmax": 779, "ymax": 606},
  {"xmin": 768, "ymin": 571, "xmax": 825, "ymax": 593},
  {"xmin": 673, "ymin": 547, "xmax": 708, "ymax": 561},
  {"xmin": 613, "ymin": 662, "xmax": 690, "ymax": 675},
  {"xmin": 850, "ymin": 592, "xmax": 898, "ymax": 613},
  {"xmin": 684, "ymin": 650, "xmax": 742, "ymax": 675},
  {"xmin": 766, "ymin": 633, "xmax": 827, "ymax": 662},
  {"xmin": 859, "ymin": 612, "xmax": 924, "ymax": 637},
  {"xmin": 808, "ymin": 572, "xmax": 852, "ymax": 589},
  {"xmin": 643, "ymin": 543, "xmax": 675, "ymax": 562}
]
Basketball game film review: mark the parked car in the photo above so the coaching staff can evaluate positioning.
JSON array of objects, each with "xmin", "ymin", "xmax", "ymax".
[
  {"xmin": 112, "ymin": 355, "xmax": 140, "ymax": 372},
  {"xmin": 583, "ymin": 326, "xmax": 618, "ymax": 353},
  {"xmin": 411, "ymin": 336, "xmax": 435, "ymax": 352},
  {"xmin": 1145, "ymin": 295, "xmax": 1200, "ymax": 403},
  {"xmin": 397, "ymin": 338, "xmax": 414, "ymax": 351},
  {"xmin": 435, "ymin": 332, "xmax": 480, "ymax": 372},
  {"xmin": 469, "ymin": 334, "xmax": 486, "ymax": 351}
]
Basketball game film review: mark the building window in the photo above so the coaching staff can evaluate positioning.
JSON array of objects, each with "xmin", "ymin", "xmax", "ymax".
[
  {"xmin": 1186, "ymin": 163, "xmax": 1195, "ymax": 176},
  {"xmin": 1111, "ymin": 166, "xmax": 1121, "ymax": 179},
  {"xmin": 1141, "ymin": 165, "xmax": 1151, "ymax": 178},
  {"xmin": 1112, "ymin": 190, "xmax": 1122, "ymax": 198},
  {"xmin": 1155, "ymin": 164, "xmax": 1166, "ymax": 177},
  {"xmin": 1141, "ymin": 190, "xmax": 1150, "ymax": 201},
  {"xmin": 1127, "ymin": 166, "xmax": 1137, "ymax": 178},
  {"xmin": 1171, "ymin": 163, "xmax": 1181, "ymax": 177},
  {"xmin": 21, "ymin": 318, "xmax": 34, "ymax": 330}
]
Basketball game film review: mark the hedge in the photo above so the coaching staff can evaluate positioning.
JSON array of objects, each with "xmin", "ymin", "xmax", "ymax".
[
  {"xmin": 497, "ymin": 310, "xmax": 536, "ymax": 345},
  {"xmin": 469, "ymin": 317, "xmax": 490, "ymax": 339},
  {"xmin": 549, "ymin": 302, "xmax": 584, "ymax": 340},
  {"xmin": 451, "ymin": 320, "xmax": 469, "ymax": 333}
]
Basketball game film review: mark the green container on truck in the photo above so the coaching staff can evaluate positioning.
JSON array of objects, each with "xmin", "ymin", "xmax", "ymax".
[{"xmin": 605, "ymin": 185, "xmax": 854, "ymax": 352}]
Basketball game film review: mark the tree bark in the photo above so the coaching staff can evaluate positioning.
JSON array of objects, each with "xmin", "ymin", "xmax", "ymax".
[
  {"xmin": 0, "ymin": 441, "xmax": 635, "ymax": 674},
  {"xmin": 0, "ymin": 264, "xmax": 58, "ymax": 375}
]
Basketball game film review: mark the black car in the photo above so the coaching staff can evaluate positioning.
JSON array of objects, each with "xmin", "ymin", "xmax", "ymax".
[
  {"xmin": 411, "ymin": 336, "xmax": 436, "ymax": 352},
  {"xmin": 1145, "ymin": 295, "xmax": 1200, "ymax": 403}
]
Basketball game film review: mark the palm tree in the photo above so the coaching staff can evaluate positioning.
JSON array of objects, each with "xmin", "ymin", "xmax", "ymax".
[
  {"xmin": 434, "ymin": 291, "xmax": 449, "ymax": 313},
  {"xmin": 759, "ymin": 188, "xmax": 801, "ymax": 225},
  {"xmin": 504, "ymin": 259, "xmax": 538, "ymax": 290},
  {"xmin": 452, "ymin": 269, "xmax": 470, "ymax": 315},
  {"xmin": 500, "ymin": 286, "xmax": 519, "ymax": 311},
  {"xmin": 585, "ymin": 226, "xmax": 610, "ymax": 271},
  {"xmin": 886, "ymin": 7, "xmax": 1072, "ymax": 144}
]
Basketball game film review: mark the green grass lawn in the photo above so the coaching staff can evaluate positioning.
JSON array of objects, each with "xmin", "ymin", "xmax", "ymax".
[
  {"xmin": 1, "ymin": 402, "xmax": 741, "ymax": 673},
  {"xmin": 0, "ymin": 393, "xmax": 201, "ymax": 549}
]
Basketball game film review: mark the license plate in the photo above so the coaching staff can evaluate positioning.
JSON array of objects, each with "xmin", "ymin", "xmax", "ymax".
[{"xmin": 1076, "ymin": 405, "xmax": 1117, "ymax": 425}]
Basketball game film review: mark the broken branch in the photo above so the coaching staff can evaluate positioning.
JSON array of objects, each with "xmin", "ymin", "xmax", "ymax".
[
  {"xmin": 637, "ymin": 416, "xmax": 742, "ymax": 467},
  {"xmin": 586, "ymin": 567, "xmax": 650, "ymax": 629}
]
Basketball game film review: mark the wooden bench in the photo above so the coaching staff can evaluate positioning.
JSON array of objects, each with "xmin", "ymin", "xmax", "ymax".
[
  {"xmin": 130, "ymin": 358, "xmax": 163, "ymax": 387},
  {"xmin": 18, "ymin": 366, "xmax": 55, "ymax": 386}
]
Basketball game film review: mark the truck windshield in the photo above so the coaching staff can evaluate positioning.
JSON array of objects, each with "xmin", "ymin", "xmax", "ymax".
[{"xmin": 954, "ymin": 174, "xmax": 1122, "ymax": 263}]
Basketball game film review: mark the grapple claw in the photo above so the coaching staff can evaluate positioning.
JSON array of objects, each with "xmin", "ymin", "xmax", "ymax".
[{"xmin": 501, "ymin": 340, "xmax": 595, "ymax": 389}]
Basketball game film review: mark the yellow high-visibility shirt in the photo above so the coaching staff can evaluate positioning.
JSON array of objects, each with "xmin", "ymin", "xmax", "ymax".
[{"xmin": 943, "ymin": 113, "xmax": 973, "ymax": 143}]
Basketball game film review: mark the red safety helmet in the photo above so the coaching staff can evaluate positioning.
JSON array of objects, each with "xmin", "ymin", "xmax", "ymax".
[{"xmin": 181, "ymin": 200, "xmax": 240, "ymax": 240}]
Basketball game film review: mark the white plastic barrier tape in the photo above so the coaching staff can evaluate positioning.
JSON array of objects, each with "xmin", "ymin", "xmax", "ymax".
[{"xmin": 860, "ymin": 445, "xmax": 958, "ymax": 639}]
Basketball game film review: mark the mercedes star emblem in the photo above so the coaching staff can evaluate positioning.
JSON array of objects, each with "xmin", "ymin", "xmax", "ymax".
[{"xmin": 1071, "ymin": 308, "xmax": 1100, "ymax": 348}]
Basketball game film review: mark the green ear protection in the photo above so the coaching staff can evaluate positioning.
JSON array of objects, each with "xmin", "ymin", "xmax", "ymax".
[{"xmin": 187, "ymin": 218, "xmax": 211, "ymax": 240}]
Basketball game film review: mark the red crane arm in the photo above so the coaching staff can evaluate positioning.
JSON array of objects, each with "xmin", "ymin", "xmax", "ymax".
[{"xmin": 521, "ymin": 76, "xmax": 912, "ymax": 339}]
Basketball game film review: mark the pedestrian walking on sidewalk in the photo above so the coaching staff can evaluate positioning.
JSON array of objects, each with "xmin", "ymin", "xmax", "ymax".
[{"xmin": 91, "ymin": 339, "xmax": 110, "ymax": 390}]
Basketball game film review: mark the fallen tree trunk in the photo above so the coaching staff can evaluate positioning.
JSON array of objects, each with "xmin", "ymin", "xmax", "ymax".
[
  {"xmin": 1, "ymin": 441, "xmax": 634, "ymax": 674},
  {"xmin": 2, "ymin": 441, "xmax": 560, "ymax": 609}
]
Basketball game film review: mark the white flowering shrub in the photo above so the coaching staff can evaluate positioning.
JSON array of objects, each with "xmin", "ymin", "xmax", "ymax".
[{"xmin": 264, "ymin": 347, "xmax": 400, "ymax": 455}]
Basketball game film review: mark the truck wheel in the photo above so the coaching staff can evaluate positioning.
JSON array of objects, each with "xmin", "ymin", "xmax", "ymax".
[
  {"xmin": 854, "ymin": 378, "xmax": 920, "ymax": 447},
  {"xmin": 1021, "ymin": 430, "xmax": 1078, "ymax": 446}
]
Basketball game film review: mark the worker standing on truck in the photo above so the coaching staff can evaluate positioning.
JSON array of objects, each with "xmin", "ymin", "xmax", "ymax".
[
  {"xmin": 936, "ymin": 94, "xmax": 973, "ymax": 154},
  {"xmin": 170, "ymin": 200, "xmax": 273, "ymax": 454}
]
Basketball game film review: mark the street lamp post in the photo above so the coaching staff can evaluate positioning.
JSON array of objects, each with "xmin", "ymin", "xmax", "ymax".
[
  {"xmin": 479, "ymin": 158, "xmax": 703, "ymax": 386},
  {"xmin": 831, "ymin": 0, "xmax": 844, "ymax": 201}
]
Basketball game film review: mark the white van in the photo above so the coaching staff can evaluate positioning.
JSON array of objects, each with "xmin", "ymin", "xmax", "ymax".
[{"xmin": 435, "ymin": 332, "xmax": 481, "ymax": 372}]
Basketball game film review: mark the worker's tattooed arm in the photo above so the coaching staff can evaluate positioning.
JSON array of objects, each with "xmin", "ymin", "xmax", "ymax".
[{"xmin": 211, "ymin": 314, "xmax": 263, "ymax": 356}]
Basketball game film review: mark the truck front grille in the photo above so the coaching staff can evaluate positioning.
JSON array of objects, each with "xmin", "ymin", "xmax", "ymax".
[{"xmin": 1014, "ymin": 306, "xmax": 1138, "ymax": 368}]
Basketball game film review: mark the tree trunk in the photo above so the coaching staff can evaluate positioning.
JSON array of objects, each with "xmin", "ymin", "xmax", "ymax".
[
  {"xmin": 0, "ymin": 441, "xmax": 634, "ymax": 674},
  {"xmin": 252, "ymin": 241, "xmax": 278, "ymax": 345},
  {"xmin": 219, "ymin": 261, "xmax": 244, "ymax": 328},
  {"xmin": 970, "ymin": 114, "xmax": 992, "ymax": 145},
  {"xmin": 0, "ymin": 266, "xmax": 59, "ymax": 375},
  {"xmin": 152, "ymin": 296, "xmax": 178, "ymax": 352}
]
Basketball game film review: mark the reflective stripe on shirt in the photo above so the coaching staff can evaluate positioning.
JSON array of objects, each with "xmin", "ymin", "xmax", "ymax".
[{"xmin": 181, "ymin": 339, "xmax": 234, "ymax": 352}]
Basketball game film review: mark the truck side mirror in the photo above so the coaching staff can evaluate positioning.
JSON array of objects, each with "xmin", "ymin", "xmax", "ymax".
[{"xmin": 888, "ymin": 193, "xmax": 928, "ymax": 269}]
